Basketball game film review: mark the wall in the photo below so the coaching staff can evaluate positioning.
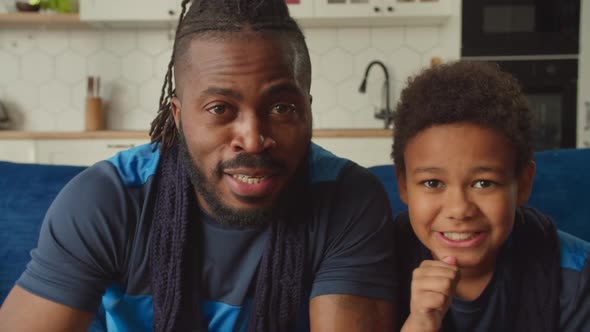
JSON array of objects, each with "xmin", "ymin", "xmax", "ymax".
[{"xmin": 0, "ymin": 3, "xmax": 461, "ymax": 131}]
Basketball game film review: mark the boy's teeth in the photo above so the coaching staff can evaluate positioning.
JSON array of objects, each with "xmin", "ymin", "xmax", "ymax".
[
  {"xmin": 233, "ymin": 174, "xmax": 266, "ymax": 184},
  {"xmin": 443, "ymin": 232, "xmax": 476, "ymax": 241}
]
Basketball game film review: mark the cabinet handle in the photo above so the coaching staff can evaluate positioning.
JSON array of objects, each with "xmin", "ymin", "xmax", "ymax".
[
  {"xmin": 168, "ymin": 9, "xmax": 175, "ymax": 16},
  {"xmin": 107, "ymin": 144, "xmax": 136, "ymax": 149},
  {"xmin": 387, "ymin": 6, "xmax": 394, "ymax": 12},
  {"xmin": 374, "ymin": 6, "xmax": 381, "ymax": 12}
]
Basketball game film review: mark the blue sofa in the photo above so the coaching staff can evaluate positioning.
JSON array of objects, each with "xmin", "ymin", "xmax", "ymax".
[{"xmin": 0, "ymin": 148, "xmax": 589, "ymax": 329}]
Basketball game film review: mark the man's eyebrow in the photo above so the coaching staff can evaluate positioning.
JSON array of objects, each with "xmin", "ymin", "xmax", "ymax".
[
  {"xmin": 265, "ymin": 82, "xmax": 303, "ymax": 96},
  {"xmin": 202, "ymin": 87, "xmax": 243, "ymax": 101}
]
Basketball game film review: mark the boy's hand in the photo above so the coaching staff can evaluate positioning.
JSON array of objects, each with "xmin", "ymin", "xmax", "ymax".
[{"xmin": 401, "ymin": 256, "xmax": 459, "ymax": 332}]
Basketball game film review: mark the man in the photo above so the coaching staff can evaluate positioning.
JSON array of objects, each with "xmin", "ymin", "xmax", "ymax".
[{"xmin": 0, "ymin": 0, "xmax": 395, "ymax": 331}]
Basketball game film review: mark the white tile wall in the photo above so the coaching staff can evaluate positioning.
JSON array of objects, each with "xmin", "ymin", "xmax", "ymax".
[{"xmin": 0, "ymin": 3, "xmax": 460, "ymax": 131}]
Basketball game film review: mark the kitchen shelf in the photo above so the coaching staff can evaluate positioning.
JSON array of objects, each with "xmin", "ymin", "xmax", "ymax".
[
  {"xmin": 0, "ymin": 12, "xmax": 83, "ymax": 25},
  {"xmin": 0, "ymin": 129, "xmax": 392, "ymax": 140}
]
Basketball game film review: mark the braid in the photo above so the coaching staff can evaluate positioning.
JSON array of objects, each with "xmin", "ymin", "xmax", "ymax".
[
  {"xmin": 149, "ymin": 0, "xmax": 191, "ymax": 152},
  {"xmin": 149, "ymin": 0, "xmax": 311, "ymax": 153}
]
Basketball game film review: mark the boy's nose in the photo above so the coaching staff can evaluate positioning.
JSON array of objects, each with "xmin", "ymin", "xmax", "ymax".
[{"xmin": 445, "ymin": 189, "xmax": 476, "ymax": 221}]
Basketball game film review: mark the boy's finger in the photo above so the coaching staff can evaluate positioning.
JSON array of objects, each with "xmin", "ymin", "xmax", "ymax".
[
  {"xmin": 441, "ymin": 256, "xmax": 457, "ymax": 265},
  {"xmin": 413, "ymin": 277, "xmax": 455, "ymax": 296},
  {"xmin": 419, "ymin": 259, "xmax": 459, "ymax": 271}
]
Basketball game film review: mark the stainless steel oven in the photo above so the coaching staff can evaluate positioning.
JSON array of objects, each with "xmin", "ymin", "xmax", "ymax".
[{"xmin": 462, "ymin": 0, "xmax": 580, "ymax": 57}]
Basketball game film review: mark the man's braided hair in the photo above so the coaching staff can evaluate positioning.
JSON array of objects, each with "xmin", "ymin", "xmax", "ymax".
[{"xmin": 149, "ymin": 0, "xmax": 312, "ymax": 153}]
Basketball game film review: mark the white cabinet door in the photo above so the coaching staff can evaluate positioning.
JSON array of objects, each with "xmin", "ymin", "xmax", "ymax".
[
  {"xmin": 0, "ymin": 140, "xmax": 36, "ymax": 164},
  {"xmin": 287, "ymin": 0, "xmax": 314, "ymax": 19},
  {"xmin": 579, "ymin": 0, "xmax": 590, "ymax": 148},
  {"xmin": 314, "ymin": 0, "xmax": 384, "ymax": 18},
  {"xmin": 383, "ymin": 0, "xmax": 451, "ymax": 23},
  {"xmin": 313, "ymin": 0, "xmax": 450, "ymax": 24},
  {"xmin": 80, "ymin": 0, "xmax": 179, "ymax": 22},
  {"xmin": 313, "ymin": 137, "xmax": 392, "ymax": 167},
  {"xmin": 36, "ymin": 140, "xmax": 149, "ymax": 166}
]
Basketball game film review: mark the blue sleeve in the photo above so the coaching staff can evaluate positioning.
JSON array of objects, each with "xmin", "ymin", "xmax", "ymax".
[
  {"xmin": 16, "ymin": 161, "xmax": 130, "ymax": 312},
  {"xmin": 309, "ymin": 164, "xmax": 395, "ymax": 301},
  {"xmin": 558, "ymin": 231, "xmax": 590, "ymax": 331}
]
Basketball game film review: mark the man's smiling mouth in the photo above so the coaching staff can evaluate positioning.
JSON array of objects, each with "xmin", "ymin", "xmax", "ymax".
[{"xmin": 232, "ymin": 174, "xmax": 270, "ymax": 184}]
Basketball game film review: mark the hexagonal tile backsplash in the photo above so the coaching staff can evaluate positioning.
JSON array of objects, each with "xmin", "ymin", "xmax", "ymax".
[{"xmin": 0, "ymin": 24, "xmax": 457, "ymax": 131}]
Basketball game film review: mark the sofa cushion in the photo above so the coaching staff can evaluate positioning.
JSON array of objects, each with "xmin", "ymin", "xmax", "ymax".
[{"xmin": 0, "ymin": 161, "xmax": 85, "ymax": 303}]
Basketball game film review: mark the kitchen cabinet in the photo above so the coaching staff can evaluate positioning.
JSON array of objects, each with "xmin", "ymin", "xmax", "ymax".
[
  {"xmin": 579, "ymin": 0, "xmax": 590, "ymax": 148},
  {"xmin": 0, "ymin": 140, "xmax": 36, "ymax": 163},
  {"xmin": 286, "ymin": 0, "xmax": 314, "ymax": 19},
  {"xmin": 35, "ymin": 139, "xmax": 148, "ymax": 166},
  {"xmin": 313, "ymin": 0, "xmax": 451, "ymax": 25},
  {"xmin": 80, "ymin": 0, "xmax": 180, "ymax": 23},
  {"xmin": 0, "ymin": 130, "xmax": 392, "ymax": 167},
  {"xmin": 78, "ymin": 0, "xmax": 448, "ymax": 27}
]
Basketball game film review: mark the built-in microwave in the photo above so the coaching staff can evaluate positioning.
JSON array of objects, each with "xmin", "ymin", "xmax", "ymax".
[{"xmin": 462, "ymin": 0, "xmax": 580, "ymax": 56}]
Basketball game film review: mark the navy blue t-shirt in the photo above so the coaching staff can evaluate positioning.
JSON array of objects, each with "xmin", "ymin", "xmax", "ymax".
[{"xmin": 16, "ymin": 143, "xmax": 395, "ymax": 331}]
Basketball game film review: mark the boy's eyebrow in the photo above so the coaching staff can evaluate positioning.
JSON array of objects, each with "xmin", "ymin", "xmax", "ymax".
[
  {"xmin": 469, "ymin": 166, "xmax": 508, "ymax": 175},
  {"xmin": 412, "ymin": 167, "xmax": 444, "ymax": 175}
]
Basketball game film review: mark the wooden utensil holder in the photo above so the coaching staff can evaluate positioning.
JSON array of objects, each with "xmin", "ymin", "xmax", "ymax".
[{"xmin": 85, "ymin": 97, "xmax": 104, "ymax": 131}]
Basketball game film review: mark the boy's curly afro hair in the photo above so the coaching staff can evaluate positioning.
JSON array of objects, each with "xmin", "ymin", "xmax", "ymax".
[{"xmin": 392, "ymin": 60, "xmax": 534, "ymax": 175}]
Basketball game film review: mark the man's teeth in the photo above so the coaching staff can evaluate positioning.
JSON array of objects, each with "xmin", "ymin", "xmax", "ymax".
[
  {"xmin": 232, "ymin": 174, "xmax": 267, "ymax": 184},
  {"xmin": 443, "ymin": 232, "xmax": 477, "ymax": 241}
]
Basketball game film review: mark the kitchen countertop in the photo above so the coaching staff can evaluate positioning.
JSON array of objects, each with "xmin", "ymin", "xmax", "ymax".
[{"xmin": 0, "ymin": 129, "xmax": 392, "ymax": 140}]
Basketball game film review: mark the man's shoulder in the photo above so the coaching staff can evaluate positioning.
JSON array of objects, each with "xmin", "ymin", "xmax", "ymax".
[
  {"xmin": 105, "ymin": 142, "xmax": 161, "ymax": 187},
  {"xmin": 308, "ymin": 143, "xmax": 379, "ymax": 187},
  {"xmin": 557, "ymin": 230, "xmax": 590, "ymax": 272}
]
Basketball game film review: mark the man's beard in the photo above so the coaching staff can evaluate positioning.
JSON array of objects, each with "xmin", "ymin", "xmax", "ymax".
[{"xmin": 177, "ymin": 128, "xmax": 305, "ymax": 229}]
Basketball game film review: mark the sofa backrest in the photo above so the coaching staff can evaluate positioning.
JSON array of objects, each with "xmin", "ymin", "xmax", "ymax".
[
  {"xmin": 368, "ymin": 148, "xmax": 590, "ymax": 242},
  {"xmin": 0, "ymin": 162, "xmax": 86, "ymax": 300}
]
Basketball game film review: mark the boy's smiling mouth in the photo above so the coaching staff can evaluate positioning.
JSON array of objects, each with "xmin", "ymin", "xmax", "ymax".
[
  {"xmin": 436, "ymin": 231, "xmax": 486, "ymax": 248},
  {"xmin": 443, "ymin": 232, "xmax": 478, "ymax": 241}
]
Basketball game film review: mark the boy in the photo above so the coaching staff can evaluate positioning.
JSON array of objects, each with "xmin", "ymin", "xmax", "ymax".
[{"xmin": 393, "ymin": 61, "xmax": 590, "ymax": 331}]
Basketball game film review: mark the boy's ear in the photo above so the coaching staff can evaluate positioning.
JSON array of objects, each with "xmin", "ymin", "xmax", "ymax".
[
  {"xmin": 396, "ymin": 168, "xmax": 409, "ymax": 204},
  {"xmin": 517, "ymin": 161, "xmax": 536, "ymax": 206}
]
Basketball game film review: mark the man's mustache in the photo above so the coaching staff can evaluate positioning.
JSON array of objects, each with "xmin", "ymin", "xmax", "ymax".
[{"xmin": 217, "ymin": 152, "xmax": 287, "ymax": 173}]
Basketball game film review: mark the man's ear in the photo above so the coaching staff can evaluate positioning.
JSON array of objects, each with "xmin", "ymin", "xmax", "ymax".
[
  {"xmin": 517, "ymin": 161, "xmax": 536, "ymax": 206},
  {"xmin": 171, "ymin": 96, "xmax": 182, "ymax": 131},
  {"xmin": 396, "ymin": 167, "xmax": 408, "ymax": 204}
]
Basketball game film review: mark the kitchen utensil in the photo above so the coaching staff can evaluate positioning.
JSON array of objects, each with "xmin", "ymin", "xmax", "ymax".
[
  {"xmin": 85, "ymin": 75, "xmax": 104, "ymax": 131},
  {"xmin": 0, "ymin": 101, "xmax": 12, "ymax": 130}
]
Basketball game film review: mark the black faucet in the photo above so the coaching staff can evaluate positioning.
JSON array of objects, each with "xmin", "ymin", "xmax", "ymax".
[{"xmin": 359, "ymin": 60, "xmax": 393, "ymax": 129}]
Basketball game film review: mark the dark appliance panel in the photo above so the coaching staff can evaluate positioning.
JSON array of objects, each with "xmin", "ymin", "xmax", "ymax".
[
  {"xmin": 462, "ymin": 0, "xmax": 580, "ymax": 56},
  {"xmin": 494, "ymin": 59, "xmax": 578, "ymax": 150}
]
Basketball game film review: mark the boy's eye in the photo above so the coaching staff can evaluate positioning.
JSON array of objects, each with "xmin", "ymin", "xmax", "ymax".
[
  {"xmin": 206, "ymin": 104, "xmax": 227, "ymax": 115},
  {"xmin": 473, "ymin": 180, "xmax": 494, "ymax": 189},
  {"xmin": 422, "ymin": 180, "xmax": 443, "ymax": 189},
  {"xmin": 271, "ymin": 103, "xmax": 296, "ymax": 115}
]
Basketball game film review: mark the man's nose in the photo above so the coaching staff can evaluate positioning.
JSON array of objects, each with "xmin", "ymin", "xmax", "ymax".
[
  {"xmin": 445, "ymin": 188, "xmax": 476, "ymax": 221},
  {"xmin": 230, "ymin": 114, "xmax": 275, "ymax": 154}
]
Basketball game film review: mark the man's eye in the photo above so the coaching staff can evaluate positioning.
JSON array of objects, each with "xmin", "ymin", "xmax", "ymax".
[
  {"xmin": 473, "ymin": 180, "xmax": 494, "ymax": 189},
  {"xmin": 422, "ymin": 180, "xmax": 443, "ymax": 189},
  {"xmin": 271, "ymin": 103, "xmax": 296, "ymax": 115},
  {"xmin": 206, "ymin": 105, "xmax": 227, "ymax": 115}
]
